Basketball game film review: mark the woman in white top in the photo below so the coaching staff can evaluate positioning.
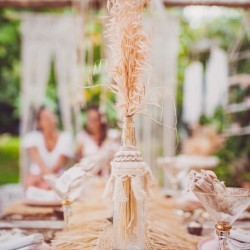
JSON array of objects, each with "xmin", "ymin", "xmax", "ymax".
[
  {"xmin": 76, "ymin": 106, "xmax": 120, "ymax": 176},
  {"xmin": 23, "ymin": 107, "xmax": 73, "ymax": 189}
]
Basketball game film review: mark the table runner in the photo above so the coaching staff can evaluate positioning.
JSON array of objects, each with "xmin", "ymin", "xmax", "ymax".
[
  {"xmin": 51, "ymin": 180, "xmax": 201, "ymax": 250},
  {"xmin": 4, "ymin": 201, "xmax": 54, "ymax": 216}
]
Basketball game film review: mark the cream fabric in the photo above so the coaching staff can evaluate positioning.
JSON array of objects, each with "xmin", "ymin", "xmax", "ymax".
[
  {"xmin": 20, "ymin": 14, "xmax": 83, "ymax": 135},
  {"xmin": 139, "ymin": 1, "xmax": 179, "ymax": 171},
  {"xmin": 0, "ymin": 233, "xmax": 43, "ymax": 250},
  {"xmin": 20, "ymin": 14, "xmax": 84, "ymax": 182},
  {"xmin": 205, "ymin": 47, "xmax": 228, "ymax": 117},
  {"xmin": 22, "ymin": 131, "xmax": 73, "ymax": 175},
  {"xmin": 183, "ymin": 61, "xmax": 203, "ymax": 124}
]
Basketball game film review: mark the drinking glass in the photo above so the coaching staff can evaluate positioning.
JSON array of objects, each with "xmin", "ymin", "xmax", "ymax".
[{"xmin": 193, "ymin": 188, "xmax": 250, "ymax": 250}]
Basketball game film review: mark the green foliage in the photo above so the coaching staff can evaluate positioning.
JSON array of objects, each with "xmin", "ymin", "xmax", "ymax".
[
  {"xmin": 0, "ymin": 9, "xmax": 21, "ymax": 134},
  {"xmin": 215, "ymin": 135, "xmax": 250, "ymax": 186},
  {"xmin": 0, "ymin": 136, "xmax": 19, "ymax": 184},
  {"xmin": 0, "ymin": 9, "xmax": 117, "ymax": 132},
  {"xmin": 199, "ymin": 106, "xmax": 225, "ymax": 132},
  {"xmin": 177, "ymin": 11, "xmax": 243, "ymax": 125},
  {"xmin": 198, "ymin": 103, "xmax": 250, "ymax": 187},
  {"xmin": 177, "ymin": 10, "xmax": 250, "ymax": 186},
  {"xmin": 1, "ymin": 7, "xmax": 250, "ymax": 186},
  {"xmin": 83, "ymin": 15, "xmax": 118, "ymax": 127}
]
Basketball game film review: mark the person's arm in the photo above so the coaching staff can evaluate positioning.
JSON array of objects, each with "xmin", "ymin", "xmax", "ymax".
[
  {"xmin": 51, "ymin": 155, "xmax": 69, "ymax": 173},
  {"xmin": 75, "ymin": 143, "xmax": 84, "ymax": 162},
  {"xmin": 28, "ymin": 147, "xmax": 51, "ymax": 175}
]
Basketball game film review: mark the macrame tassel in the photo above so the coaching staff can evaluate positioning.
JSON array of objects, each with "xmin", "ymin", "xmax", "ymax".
[
  {"xmin": 113, "ymin": 177, "xmax": 128, "ymax": 202},
  {"xmin": 103, "ymin": 175, "xmax": 115, "ymax": 199},
  {"xmin": 131, "ymin": 175, "xmax": 146, "ymax": 201},
  {"xmin": 144, "ymin": 167, "xmax": 154, "ymax": 196}
]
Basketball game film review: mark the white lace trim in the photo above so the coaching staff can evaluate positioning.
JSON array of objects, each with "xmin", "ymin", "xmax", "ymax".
[
  {"xmin": 111, "ymin": 162, "xmax": 148, "ymax": 173},
  {"xmin": 113, "ymin": 150, "xmax": 143, "ymax": 162},
  {"xmin": 115, "ymin": 150, "xmax": 142, "ymax": 157},
  {"xmin": 104, "ymin": 150, "xmax": 153, "ymax": 202}
]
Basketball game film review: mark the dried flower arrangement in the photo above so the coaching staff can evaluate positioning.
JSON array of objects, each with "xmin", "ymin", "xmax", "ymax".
[
  {"xmin": 104, "ymin": 0, "xmax": 153, "ymax": 249},
  {"xmin": 106, "ymin": 0, "xmax": 151, "ymax": 117}
]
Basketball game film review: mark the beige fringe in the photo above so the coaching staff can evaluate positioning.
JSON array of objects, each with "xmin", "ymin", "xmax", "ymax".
[
  {"xmin": 51, "ymin": 181, "xmax": 201, "ymax": 250},
  {"xmin": 103, "ymin": 149, "xmax": 153, "ymax": 248}
]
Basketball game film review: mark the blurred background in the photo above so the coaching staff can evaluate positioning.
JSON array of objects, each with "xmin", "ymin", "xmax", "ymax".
[{"xmin": 0, "ymin": 0, "xmax": 250, "ymax": 193}]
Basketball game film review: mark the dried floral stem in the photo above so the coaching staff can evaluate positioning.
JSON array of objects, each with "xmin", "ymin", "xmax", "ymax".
[
  {"xmin": 107, "ymin": 0, "xmax": 150, "ymax": 117},
  {"xmin": 116, "ymin": 177, "xmax": 138, "ymax": 248},
  {"xmin": 122, "ymin": 116, "xmax": 136, "ymax": 148}
]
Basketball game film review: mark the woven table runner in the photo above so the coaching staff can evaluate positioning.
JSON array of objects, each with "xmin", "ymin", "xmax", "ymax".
[
  {"xmin": 4, "ymin": 201, "xmax": 54, "ymax": 216},
  {"xmin": 51, "ymin": 179, "xmax": 201, "ymax": 250}
]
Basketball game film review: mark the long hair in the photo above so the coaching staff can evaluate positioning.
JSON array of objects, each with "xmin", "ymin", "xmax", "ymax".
[
  {"xmin": 85, "ymin": 105, "xmax": 108, "ymax": 146},
  {"xmin": 36, "ymin": 106, "xmax": 46, "ymax": 131}
]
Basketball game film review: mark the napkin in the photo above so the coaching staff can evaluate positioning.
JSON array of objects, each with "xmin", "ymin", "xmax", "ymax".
[
  {"xmin": 79, "ymin": 156, "xmax": 100, "ymax": 172},
  {"xmin": 25, "ymin": 186, "xmax": 59, "ymax": 202},
  {"xmin": 200, "ymin": 230, "xmax": 250, "ymax": 250},
  {"xmin": 44, "ymin": 166, "xmax": 91, "ymax": 201},
  {"xmin": 0, "ymin": 233, "xmax": 43, "ymax": 250},
  {"xmin": 229, "ymin": 229, "xmax": 250, "ymax": 250},
  {"xmin": 79, "ymin": 151, "xmax": 112, "ymax": 175},
  {"xmin": 16, "ymin": 244, "xmax": 50, "ymax": 250}
]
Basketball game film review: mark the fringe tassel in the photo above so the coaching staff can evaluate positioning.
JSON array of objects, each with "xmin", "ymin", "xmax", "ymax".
[
  {"xmin": 103, "ymin": 175, "xmax": 114, "ymax": 199},
  {"xmin": 131, "ymin": 175, "xmax": 146, "ymax": 200},
  {"xmin": 113, "ymin": 177, "xmax": 128, "ymax": 202},
  {"xmin": 104, "ymin": 163, "xmax": 154, "ymax": 202},
  {"xmin": 145, "ymin": 167, "xmax": 154, "ymax": 196}
]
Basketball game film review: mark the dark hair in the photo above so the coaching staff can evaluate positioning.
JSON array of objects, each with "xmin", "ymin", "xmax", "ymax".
[
  {"xmin": 86, "ymin": 105, "xmax": 100, "ymax": 113},
  {"xmin": 86, "ymin": 105, "xmax": 108, "ymax": 146},
  {"xmin": 36, "ymin": 106, "xmax": 46, "ymax": 131}
]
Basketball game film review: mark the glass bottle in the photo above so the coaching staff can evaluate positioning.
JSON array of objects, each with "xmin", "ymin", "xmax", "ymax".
[{"xmin": 113, "ymin": 115, "xmax": 145, "ymax": 250}]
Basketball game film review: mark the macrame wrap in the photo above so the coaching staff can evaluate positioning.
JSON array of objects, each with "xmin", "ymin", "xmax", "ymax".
[{"xmin": 104, "ymin": 150, "xmax": 153, "ymax": 202}]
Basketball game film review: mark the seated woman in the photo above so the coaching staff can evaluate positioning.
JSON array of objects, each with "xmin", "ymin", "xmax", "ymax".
[
  {"xmin": 76, "ymin": 106, "xmax": 120, "ymax": 176},
  {"xmin": 23, "ymin": 107, "xmax": 73, "ymax": 189}
]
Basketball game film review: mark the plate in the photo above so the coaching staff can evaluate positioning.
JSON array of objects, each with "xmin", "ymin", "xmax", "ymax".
[
  {"xmin": 23, "ymin": 199, "xmax": 61, "ymax": 207},
  {"xmin": 198, "ymin": 237, "xmax": 219, "ymax": 250}
]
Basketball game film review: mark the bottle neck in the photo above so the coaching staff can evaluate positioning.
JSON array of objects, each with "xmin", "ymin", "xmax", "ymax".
[{"xmin": 122, "ymin": 116, "xmax": 136, "ymax": 149}]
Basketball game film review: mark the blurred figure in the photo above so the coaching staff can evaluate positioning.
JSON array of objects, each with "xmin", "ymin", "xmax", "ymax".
[
  {"xmin": 23, "ymin": 107, "xmax": 73, "ymax": 189},
  {"xmin": 76, "ymin": 106, "xmax": 119, "ymax": 176}
]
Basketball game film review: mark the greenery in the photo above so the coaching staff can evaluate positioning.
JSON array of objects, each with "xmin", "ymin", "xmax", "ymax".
[
  {"xmin": 176, "ymin": 10, "xmax": 250, "ymax": 186},
  {"xmin": 215, "ymin": 135, "xmax": 250, "ymax": 186},
  {"xmin": 177, "ymin": 11, "xmax": 243, "ymax": 127},
  {"xmin": 0, "ymin": 7, "xmax": 250, "ymax": 186},
  {"xmin": 199, "ymin": 105, "xmax": 250, "ymax": 186},
  {"xmin": 0, "ymin": 136, "xmax": 20, "ymax": 185},
  {"xmin": 0, "ymin": 9, "xmax": 21, "ymax": 135}
]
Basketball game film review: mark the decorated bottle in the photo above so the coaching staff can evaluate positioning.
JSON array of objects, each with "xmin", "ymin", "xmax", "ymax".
[{"xmin": 105, "ymin": 116, "xmax": 152, "ymax": 249}]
